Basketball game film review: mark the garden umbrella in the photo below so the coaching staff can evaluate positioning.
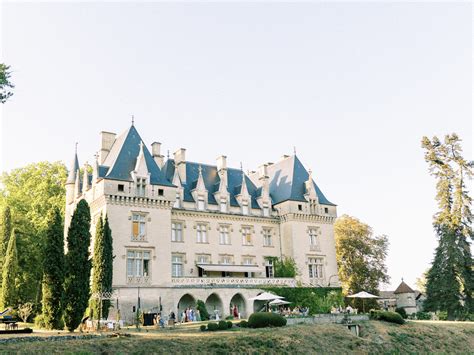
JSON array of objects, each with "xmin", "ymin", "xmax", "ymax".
[
  {"xmin": 249, "ymin": 292, "xmax": 284, "ymax": 312},
  {"xmin": 269, "ymin": 299, "xmax": 291, "ymax": 306},
  {"xmin": 346, "ymin": 291, "xmax": 379, "ymax": 313},
  {"xmin": 248, "ymin": 292, "xmax": 284, "ymax": 301}
]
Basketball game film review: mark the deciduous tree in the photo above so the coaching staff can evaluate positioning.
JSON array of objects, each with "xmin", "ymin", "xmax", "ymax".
[
  {"xmin": 334, "ymin": 215, "xmax": 389, "ymax": 310},
  {"xmin": 63, "ymin": 199, "xmax": 91, "ymax": 332},
  {"xmin": 0, "ymin": 63, "xmax": 14, "ymax": 103}
]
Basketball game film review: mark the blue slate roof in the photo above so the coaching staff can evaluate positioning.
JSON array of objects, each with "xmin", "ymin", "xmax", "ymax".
[
  {"xmin": 102, "ymin": 125, "xmax": 173, "ymax": 186},
  {"xmin": 162, "ymin": 160, "xmax": 261, "ymax": 209},
  {"xmin": 265, "ymin": 155, "xmax": 335, "ymax": 206}
]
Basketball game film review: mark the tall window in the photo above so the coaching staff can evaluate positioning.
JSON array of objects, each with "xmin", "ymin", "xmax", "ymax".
[
  {"xmin": 242, "ymin": 227, "xmax": 252, "ymax": 246},
  {"xmin": 171, "ymin": 222, "xmax": 183, "ymax": 242},
  {"xmin": 242, "ymin": 202, "xmax": 249, "ymax": 215},
  {"xmin": 196, "ymin": 224, "xmax": 208, "ymax": 243},
  {"xmin": 308, "ymin": 257, "xmax": 324, "ymax": 279},
  {"xmin": 243, "ymin": 257, "xmax": 254, "ymax": 265},
  {"xmin": 132, "ymin": 214, "xmax": 146, "ymax": 241},
  {"xmin": 263, "ymin": 228, "xmax": 273, "ymax": 246},
  {"xmin": 220, "ymin": 255, "xmax": 233, "ymax": 264},
  {"xmin": 197, "ymin": 197, "xmax": 205, "ymax": 211},
  {"xmin": 309, "ymin": 228, "xmax": 319, "ymax": 251},
  {"xmin": 219, "ymin": 225, "xmax": 230, "ymax": 245},
  {"xmin": 196, "ymin": 254, "xmax": 210, "ymax": 264},
  {"xmin": 137, "ymin": 178, "xmax": 146, "ymax": 197},
  {"xmin": 171, "ymin": 255, "xmax": 184, "ymax": 277},
  {"xmin": 265, "ymin": 258, "xmax": 274, "ymax": 278},
  {"xmin": 127, "ymin": 250, "xmax": 150, "ymax": 277}
]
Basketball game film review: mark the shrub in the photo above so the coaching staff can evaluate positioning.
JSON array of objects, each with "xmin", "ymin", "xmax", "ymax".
[
  {"xmin": 238, "ymin": 320, "xmax": 248, "ymax": 328},
  {"xmin": 395, "ymin": 307, "xmax": 407, "ymax": 319},
  {"xmin": 34, "ymin": 314, "xmax": 46, "ymax": 329},
  {"xmin": 437, "ymin": 311, "xmax": 448, "ymax": 321},
  {"xmin": 196, "ymin": 300, "xmax": 210, "ymax": 321},
  {"xmin": 207, "ymin": 322, "xmax": 219, "ymax": 331},
  {"xmin": 370, "ymin": 310, "xmax": 404, "ymax": 325},
  {"xmin": 200, "ymin": 324, "xmax": 207, "ymax": 331},
  {"xmin": 218, "ymin": 320, "xmax": 228, "ymax": 330},
  {"xmin": 248, "ymin": 312, "xmax": 287, "ymax": 328},
  {"xmin": 226, "ymin": 321, "xmax": 233, "ymax": 329},
  {"xmin": 225, "ymin": 315, "xmax": 234, "ymax": 320},
  {"xmin": 416, "ymin": 312, "xmax": 431, "ymax": 320}
]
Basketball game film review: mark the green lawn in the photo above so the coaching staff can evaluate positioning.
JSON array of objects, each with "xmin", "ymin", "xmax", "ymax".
[{"xmin": 1, "ymin": 320, "xmax": 473, "ymax": 354}]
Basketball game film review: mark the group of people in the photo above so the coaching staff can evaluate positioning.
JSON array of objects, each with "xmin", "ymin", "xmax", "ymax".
[
  {"xmin": 330, "ymin": 305, "xmax": 357, "ymax": 314},
  {"xmin": 277, "ymin": 306, "xmax": 309, "ymax": 317},
  {"xmin": 180, "ymin": 307, "xmax": 201, "ymax": 323}
]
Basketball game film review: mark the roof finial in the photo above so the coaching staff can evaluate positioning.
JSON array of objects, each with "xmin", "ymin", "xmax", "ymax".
[
  {"xmin": 198, "ymin": 164, "xmax": 203, "ymax": 174},
  {"xmin": 293, "ymin": 146, "xmax": 297, "ymax": 155},
  {"xmin": 240, "ymin": 162, "xmax": 243, "ymax": 172},
  {"xmin": 167, "ymin": 150, "xmax": 170, "ymax": 159},
  {"xmin": 131, "ymin": 114, "xmax": 135, "ymax": 126},
  {"xmin": 75, "ymin": 142, "xmax": 78, "ymax": 154}
]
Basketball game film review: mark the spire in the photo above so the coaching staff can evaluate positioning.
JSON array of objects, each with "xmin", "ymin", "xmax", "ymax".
[
  {"xmin": 74, "ymin": 169, "xmax": 81, "ymax": 198},
  {"xmin": 82, "ymin": 162, "xmax": 90, "ymax": 191},
  {"xmin": 131, "ymin": 114, "xmax": 135, "ymax": 126},
  {"xmin": 66, "ymin": 144, "xmax": 80, "ymax": 184},
  {"xmin": 92, "ymin": 153, "xmax": 99, "ymax": 183},
  {"xmin": 196, "ymin": 165, "xmax": 206, "ymax": 193},
  {"xmin": 134, "ymin": 140, "xmax": 148, "ymax": 177},
  {"xmin": 239, "ymin": 165, "xmax": 250, "ymax": 198},
  {"xmin": 172, "ymin": 161, "xmax": 182, "ymax": 187}
]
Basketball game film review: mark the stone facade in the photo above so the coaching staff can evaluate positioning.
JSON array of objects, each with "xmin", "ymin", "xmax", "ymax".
[{"xmin": 64, "ymin": 124, "xmax": 340, "ymax": 323}]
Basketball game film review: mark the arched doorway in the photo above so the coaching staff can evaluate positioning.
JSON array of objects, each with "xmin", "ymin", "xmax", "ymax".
[
  {"xmin": 205, "ymin": 293, "xmax": 224, "ymax": 320},
  {"xmin": 177, "ymin": 293, "xmax": 196, "ymax": 322},
  {"xmin": 230, "ymin": 293, "xmax": 247, "ymax": 319}
]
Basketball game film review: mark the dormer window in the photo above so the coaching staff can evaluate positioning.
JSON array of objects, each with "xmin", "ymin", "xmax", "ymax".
[
  {"xmin": 242, "ymin": 202, "xmax": 249, "ymax": 216},
  {"xmin": 197, "ymin": 197, "xmax": 205, "ymax": 211},
  {"xmin": 137, "ymin": 178, "xmax": 146, "ymax": 197},
  {"xmin": 220, "ymin": 200, "xmax": 227, "ymax": 213},
  {"xmin": 263, "ymin": 205, "xmax": 269, "ymax": 217},
  {"xmin": 174, "ymin": 192, "xmax": 181, "ymax": 208}
]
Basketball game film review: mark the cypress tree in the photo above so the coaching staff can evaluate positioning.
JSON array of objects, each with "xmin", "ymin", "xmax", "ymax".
[
  {"xmin": 0, "ymin": 206, "xmax": 12, "ymax": 266},
  {"xmin": 63, "ymin": 199, "xmax": 91, "ymax": 332},
  {"xmin": 0, "ymin": 228, "xmax": 18, "ymax": 309},
  {"xmin": 41, "ymin": 207, "xmax": 64, "ymax": 329},
  {"xmin": 91, "ymin": 215, "xmax": 114, "ymax": 320}
]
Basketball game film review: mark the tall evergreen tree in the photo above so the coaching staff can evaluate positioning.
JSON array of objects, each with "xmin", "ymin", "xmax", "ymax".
[
  {"xmin": 422, "ymin": 134, "xmax": 473, "ymax": 319},
  {"xmin": 0, "ymin": 228, "xmax": 18, "ymax": 309},
  {"xmin": 41, "ymin": 207, "xmax": 64, "ymax": 329},
  {"xmin": 0, "ymin": 206, "xmax": 12, "ymax": 288},
  {"xmin": 91, "ymin": 214, "xmax": 113, "ymax": 320},
  {"xmin": 63, "ymin": 199, "xmax": 91, "ymax": 332}
]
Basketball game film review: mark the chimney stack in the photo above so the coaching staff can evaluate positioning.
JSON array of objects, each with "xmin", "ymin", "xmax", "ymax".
[
  {"xmin": 151, "ymin": 142, "xmax": 164, "ymax": 168},
  {"xmin": 216, "ymin": 155, "xmax": 227, "ymax": 172},
  {"xmin": 99, "ymin": 131, "xmax": 116, "ymax": 164},
  {"xmin": 174, "ymin": 148, "xmax": 186, "ymax": 183}
]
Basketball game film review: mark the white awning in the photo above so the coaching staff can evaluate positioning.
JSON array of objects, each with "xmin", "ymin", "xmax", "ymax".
[{"xmin": 197, "ymin": 264, "xmax": 263, "ymax": 273}]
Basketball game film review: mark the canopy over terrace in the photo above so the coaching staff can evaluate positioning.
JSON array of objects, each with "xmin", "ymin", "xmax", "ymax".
[
  {"xmin": 347, "ymin": 291, "xmax": 379, "ymax": 313},
  {"xmin": 197, "ymin": 264, "xmax": 264, "ymax": 274}
]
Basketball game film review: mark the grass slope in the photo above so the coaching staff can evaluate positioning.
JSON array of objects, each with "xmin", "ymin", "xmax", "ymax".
[{"xmin": 0, "ymin": 320, "xmax": 473, "ymax": 354}]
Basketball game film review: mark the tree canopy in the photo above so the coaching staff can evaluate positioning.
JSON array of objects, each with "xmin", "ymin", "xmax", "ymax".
[
  {"xmin": 0, "ymin": 63, "xmax": 14, "ymax": 104},
  {"xmin": 334, "ymin": 215, "xmax": 389, "ymax": 310},
  {"xmin": 0, "ymin": 161, "xmax": 67, "ymax": 306}
]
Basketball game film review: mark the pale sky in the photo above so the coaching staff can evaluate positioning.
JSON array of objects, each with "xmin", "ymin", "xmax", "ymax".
[{"xmin": 1, "ymin": 1, "xmax": 472, "ymax": 289}]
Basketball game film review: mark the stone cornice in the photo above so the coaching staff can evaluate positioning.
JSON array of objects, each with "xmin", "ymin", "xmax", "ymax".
[
  {"xmin": 106, "ymin": 194, "xmax": 173, "ymax": 210},
  {"xmin": 279, "ymin": 212, "xmax": 335, "ymax": 224},
  {"xmin": 172, "ymin": 209, "xmax": 280, "ymax": 224}
]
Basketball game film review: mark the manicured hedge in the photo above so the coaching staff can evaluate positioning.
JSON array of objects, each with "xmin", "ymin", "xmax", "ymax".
[
  {"xmin": 218, "ymin": 320, "xmax": 228, "ymax": 330},
  {"xmin": 200, "ymin": 324, "xmax": 206, "ymax": 331},
  {"xmin": 415, "ymin": 312, "xmax": 431, "ymax": 320},
  {"xmin": 226, "ymin": 321, "xmax": 233, "ymax": 329},
  {"xmin": 248, "ymin": 312, "xmax": 287, "ymax": 328},
  {"xmin": 395, "ymin": 307, "xmax": 407, "ymax": 319},
  {"xmin": 238, "ymin": 320, "xmax": 248, "ymax": 328},
  {"xmin": 370, "ymin": 310, "xmax": 405, "ymax": 325},
  {"xmin": 207, "ymin": 322, "xmax": 219, "ymax": 331}
]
